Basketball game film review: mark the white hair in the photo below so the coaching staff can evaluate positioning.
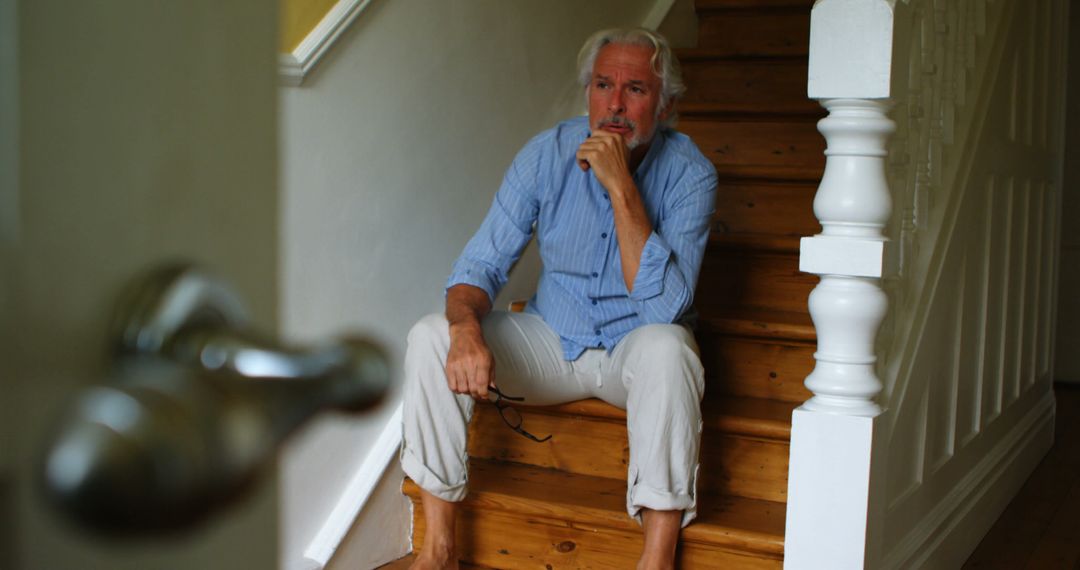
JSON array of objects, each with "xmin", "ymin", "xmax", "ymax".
[{"xmin": 576, "ymin": 28, "xmax": 686, "ymax": 128}]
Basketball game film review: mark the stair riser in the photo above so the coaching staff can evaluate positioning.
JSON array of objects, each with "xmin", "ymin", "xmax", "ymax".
[
  {"xmin": 411, "ymin": 504, "xmax": 784, "ymax": 569},
  {"xmin": 697, "ymin": 334, "xmax": 815, "ymax": 402},
  {"xmin": 695, "ymin": 10, "xmax": 810, "ymax": 56},
  {"xmin": 468, "ymin": 406, "xmax": 790, "ymax": 502},
  {"xmin": 677, "ymin": 118, "xmax": 825, "ymax": 181},
  {"xmin": 713, "ymin": 180, "xmax": 820, "ymax": 237},
  {"xmin": 696, "ymin": 251, "xmax": 818, "ymax": 315},
  {"xmin": 681, "ymin": 59, "xmax": 815, "ymax": 114}
]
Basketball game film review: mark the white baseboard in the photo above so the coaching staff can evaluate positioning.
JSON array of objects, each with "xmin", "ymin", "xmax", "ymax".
[
  {"xmin": 880, "ymin": 390, "xmax": 1055, "ymax": 569},
  {"xmin": 279, "ymin": 0, "xmax": 375, "ymax": 86},
  {"xmin": 302, "ymin": 403, "xmax": 403, "ymax": 568}
]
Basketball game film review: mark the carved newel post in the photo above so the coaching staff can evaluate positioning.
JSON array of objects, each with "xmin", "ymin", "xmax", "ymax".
[
  {"xmin": 802, "ymin": 98, "xmax": 895, "ymax": 416},
  {"xmin": 783, "ymin": 1, "xmax": 898, "ymax": 569}
]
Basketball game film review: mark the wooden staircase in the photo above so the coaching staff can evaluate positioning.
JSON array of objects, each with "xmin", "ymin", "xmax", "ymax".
[{"xmin": 400, "ymin": 0, "xmax": 822, "ymax": 567}]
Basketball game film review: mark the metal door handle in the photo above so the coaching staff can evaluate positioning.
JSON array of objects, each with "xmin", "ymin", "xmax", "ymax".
[{"xmin": 40, "ymin": 264, "xmax": 390, "ymax": 534}]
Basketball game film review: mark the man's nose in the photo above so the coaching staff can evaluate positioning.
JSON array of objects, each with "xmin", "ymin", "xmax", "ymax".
[{"xmin": 608, "ymin": 90, "xmax": 625, "ymax": 114}]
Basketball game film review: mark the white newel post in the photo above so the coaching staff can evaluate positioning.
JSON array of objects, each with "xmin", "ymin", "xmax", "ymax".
[{"xmin": 784, "ymin": 1, "xmax": 897, "ymax": 569}]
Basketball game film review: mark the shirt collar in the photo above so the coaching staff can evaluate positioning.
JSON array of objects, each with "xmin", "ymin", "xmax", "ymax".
[{"xmin": 633, "ymin": 127, "xmax": 668, "ymax": 178}]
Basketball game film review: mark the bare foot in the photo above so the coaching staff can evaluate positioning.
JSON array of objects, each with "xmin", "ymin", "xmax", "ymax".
[{"xmin": 408, "ymin": 542, "xmax": 459, "ymax": 570}]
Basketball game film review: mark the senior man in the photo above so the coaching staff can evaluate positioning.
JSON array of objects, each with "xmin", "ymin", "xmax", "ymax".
[{"xmin": 401, "ymin": 27, "xmax": 717, "ymax": 570}]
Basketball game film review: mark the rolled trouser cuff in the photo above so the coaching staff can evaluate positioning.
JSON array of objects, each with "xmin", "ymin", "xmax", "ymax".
[
  {"xmin": 627, "ymin": 464, "xmax": 699, "ymax": 528},
  {"xmin": 400, "ymin": 445, "xmax": 469, "ymax": 502}
]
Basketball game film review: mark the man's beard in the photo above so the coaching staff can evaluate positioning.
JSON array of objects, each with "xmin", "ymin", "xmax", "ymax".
[{"xmin": 597, "ymin": 116, "xmax": 649, "ymax": 150}]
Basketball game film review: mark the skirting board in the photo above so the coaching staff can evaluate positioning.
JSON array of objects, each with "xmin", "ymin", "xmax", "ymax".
[
  {"xmin": 279, "ymin": 0, "xmax": 374, "ymax": 86},
  {"xmin": 302, "ymin": 403, "xmax": 403, "ymax": 568},
  {"xmin": 879, "ymin": 389, "xmax": 1055, "ymax": 569}
]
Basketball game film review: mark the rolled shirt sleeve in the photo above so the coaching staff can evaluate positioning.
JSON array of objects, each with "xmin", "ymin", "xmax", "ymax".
[{"xmin": 628, "ymin": 164, "xmax": 717, "ymax": 324}]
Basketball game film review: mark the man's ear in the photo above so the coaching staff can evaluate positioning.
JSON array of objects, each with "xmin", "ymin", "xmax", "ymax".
[{"xmin": 657, "ymin": 99, "xmax": 673, "ymax": 124}]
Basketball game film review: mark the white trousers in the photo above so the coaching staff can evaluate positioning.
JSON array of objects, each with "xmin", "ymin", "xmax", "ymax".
[{"xmin": 400, "ymin": 311, "xmax": 705, "ymax": 526}]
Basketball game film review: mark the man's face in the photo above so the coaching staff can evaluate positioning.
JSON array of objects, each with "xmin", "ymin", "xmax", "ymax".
[{"xmin": 587, "ymin": 43, "xmax": 668, "ymax": 151}]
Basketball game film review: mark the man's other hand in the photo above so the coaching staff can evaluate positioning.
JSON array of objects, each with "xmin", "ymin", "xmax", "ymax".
[
  {"xmin": 446, "ymin": 323, "xmax": 495, "ymax": 399},
  {"xmin": 576, "ymin": 130, "xmax": 634, "ymax": 195}
]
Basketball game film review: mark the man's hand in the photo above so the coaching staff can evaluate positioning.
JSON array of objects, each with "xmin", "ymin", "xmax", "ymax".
[
  {"xmin": 445, "ymin": 322, "xmax": 495, "ymax": 399},
  {"xmin": 444, "ymin": 284, "xmax": 495, "ymax": 399},
  {"xmin": 577, "ymin": 130, "xmax": 634, "ymax": 196}
]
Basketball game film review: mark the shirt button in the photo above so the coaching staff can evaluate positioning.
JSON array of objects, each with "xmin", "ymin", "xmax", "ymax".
[
  {"xmin": 603, "ymin": 194, "xmax": 610, "ymax": 200},
  {"xmin": 594, "ymin": 329, "xmax": 601, "ymax": 335},
  {"xmin": 601, "ymin": 232, "xmax": 608, "ymax": 238},
  {"xmin": 591, "ymin": 272, "xmax": 598, "ymax": 278},
  {"xmin": 591, "ymin": 299, "xmax": 598, "ymax": 305}
]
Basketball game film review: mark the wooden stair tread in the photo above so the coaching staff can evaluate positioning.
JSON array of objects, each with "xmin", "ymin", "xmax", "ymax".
[
  {"xmin": 404, "ymin": 460, "xmax": 786, "ymax": 557},
  {"xmin": 710, "ymin": 231, "xmax": 803, "ymax": 253},
  {"xmin": 522, "ymin": 395, "xmax": 796, "ymax": 441},
  {"xmin": 699, "ymin": 309, "xmax": 816, "ymax": 341},
  {"xmin": 711, "ymin": 396, "xmax": 798, "ymax": 440}
]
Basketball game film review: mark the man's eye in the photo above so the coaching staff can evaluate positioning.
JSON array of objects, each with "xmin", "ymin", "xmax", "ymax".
[
  {"xmin": 596, "ymin": 81, "xmax": 609, "ymax": 89},
  {"xmin": 630, "ymin": 86, "xmax": 645, "ymax": 94}
]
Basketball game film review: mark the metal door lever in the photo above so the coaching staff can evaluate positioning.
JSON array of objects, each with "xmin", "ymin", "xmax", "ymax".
[{"xmin": 40, "ymin": 264, "xmax": 390, "ymax": 534}]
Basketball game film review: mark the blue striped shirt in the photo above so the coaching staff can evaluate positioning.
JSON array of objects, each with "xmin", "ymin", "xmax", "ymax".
[{"xmin": 447, "ymin": 116, "xmax": 718, "ymax": 360}]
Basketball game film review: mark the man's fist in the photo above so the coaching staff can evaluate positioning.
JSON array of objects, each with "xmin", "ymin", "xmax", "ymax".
[
  {"xmin": 445, "ymin": 324, "xmax": 495, "ymax": 399},
  {"xmin": 576, "ymin": 130, "xmax": 634, "ymax": 195}
]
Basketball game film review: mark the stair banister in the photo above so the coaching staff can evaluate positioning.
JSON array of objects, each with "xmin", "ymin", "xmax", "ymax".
[{"xmin": 785, "ymin": 0, "xmax": 901, "ymax": 568}]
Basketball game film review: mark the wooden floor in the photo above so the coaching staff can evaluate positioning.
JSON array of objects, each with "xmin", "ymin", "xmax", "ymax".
[{"xmin": 964, "ymin": 383, "xmax": 1080, "ymax": 569}]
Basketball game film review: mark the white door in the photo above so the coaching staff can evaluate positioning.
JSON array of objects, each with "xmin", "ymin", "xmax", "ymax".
[{"xmin": 2, "ymin": 1, "xmax": 284, "ymax": 567}]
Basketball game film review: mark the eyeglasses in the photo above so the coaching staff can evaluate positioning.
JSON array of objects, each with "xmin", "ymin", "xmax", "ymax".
[{"xmin": 488, "ymin": 385, "xmax": 552, "ymax": 443}]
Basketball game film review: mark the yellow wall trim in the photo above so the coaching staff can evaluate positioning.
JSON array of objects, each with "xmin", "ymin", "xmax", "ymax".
[
  {"xmin": 279, "ymin": 0, "xmax": 374, "ymax": 86},
  {"xmin": 281, "ymin": 0, "xmax": 339, "ymax": 53}
]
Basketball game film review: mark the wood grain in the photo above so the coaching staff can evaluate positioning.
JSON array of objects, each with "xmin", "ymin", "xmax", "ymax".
[
  {"xmin": 964, "ymin": 386, "xmax": 1080, "ymax": 569},
  {"xmin": 692, "ymin": 8, "xmax": 810, "ymax": 58},
  {"xmin": 680, "ymin": 57, "xmax": 816, "ymax": 115},
  {"xmin": 404, "ymin": 460, "xmax": 787, "ymax": 568},
  {"xmin": 711, "ymin": 180, "xmax": 820, "ymax": 238},
  {"xmin": 697, "ymin": 250, "xmax": 818, "ymax": 315},
  {"xmin": 678, "ymin": 117, "xmax": 826, "ymax": 181}
]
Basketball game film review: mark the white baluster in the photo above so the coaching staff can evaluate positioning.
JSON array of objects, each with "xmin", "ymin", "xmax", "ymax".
[
  {"xmin": 787, "ymin": 96, "xmax": 895, "ymax": 569},
  {"xmin": 786, "ymin": 1, "xmax": 898, "ymax": 567},
  {"xmin": 799, "ymin": 98, "xmax": 896, "ymax": 416},
  {"xmin": 803, "ymin": 275, "xmax": 889, "ymax": 416}
]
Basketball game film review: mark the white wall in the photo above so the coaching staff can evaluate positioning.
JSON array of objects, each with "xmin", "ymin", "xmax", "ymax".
[
  {"xmin": 1056, "ymin": 0, "xmax": 1080, "ymax": 383},
  {"xmin": 276, "ymin": 1, "xmax": 673, "ymax": 566}
]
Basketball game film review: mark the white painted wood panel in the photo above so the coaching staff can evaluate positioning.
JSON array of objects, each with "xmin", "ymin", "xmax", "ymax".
[{"xmin": 870, "ymin": 0, "xmax": 1066, "ymax": 564}]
